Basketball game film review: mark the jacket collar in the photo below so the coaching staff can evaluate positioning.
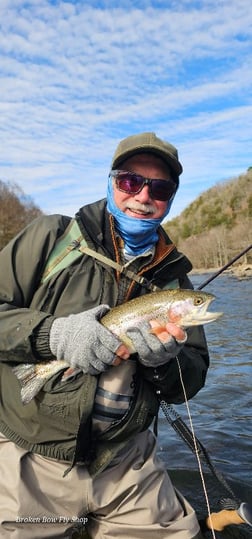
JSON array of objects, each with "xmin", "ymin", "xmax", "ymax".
[{"xmin": 75, "ymin": 198, "xmax": 192, "ymax": 277}]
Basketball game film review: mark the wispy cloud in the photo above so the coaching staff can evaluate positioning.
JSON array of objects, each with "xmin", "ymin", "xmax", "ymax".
[{"xmin": 0, "ymin": 0, "xmax": 251, "ymax": 219}]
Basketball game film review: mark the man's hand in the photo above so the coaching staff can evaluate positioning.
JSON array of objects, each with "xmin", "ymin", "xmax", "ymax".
[
  {"xmin": 49, "ymin": 305, "xmax": 130, "ymax": 374},
  {"xmin": 126, "ymin": 319, "xmax": 187, "ymax": 367}
]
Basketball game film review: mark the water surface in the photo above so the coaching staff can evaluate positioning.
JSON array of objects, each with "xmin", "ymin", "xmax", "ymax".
[{"xmin": 157, "ymin": 274, "xmax": 252, "ymax": 537}]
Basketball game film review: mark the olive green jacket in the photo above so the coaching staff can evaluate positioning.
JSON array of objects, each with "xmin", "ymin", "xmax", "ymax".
[{"xmin": 0, "ymin": 199, "xmax": 209, "ymax": 475}]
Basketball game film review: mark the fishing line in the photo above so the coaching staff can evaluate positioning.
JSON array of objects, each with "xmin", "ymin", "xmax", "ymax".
[{"xmin": 175, "ymin": 357, "xmax": 216, "ymax": 539}]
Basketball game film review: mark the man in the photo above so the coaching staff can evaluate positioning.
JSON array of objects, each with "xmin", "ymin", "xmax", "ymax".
[{"xmin": 0, "ymin": 132, "xmax": 209, "ymax": 539}]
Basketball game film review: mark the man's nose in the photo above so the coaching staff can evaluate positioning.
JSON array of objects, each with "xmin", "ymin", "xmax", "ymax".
[{"xmin": 134, "ymin": 184, "xmax": 152, "ymax": 202}]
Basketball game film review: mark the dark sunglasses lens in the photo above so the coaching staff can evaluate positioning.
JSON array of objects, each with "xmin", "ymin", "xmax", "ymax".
[
  {"xmin": 114, "ymin": 171, "xmax": 176, "ymax": 201},
  {"xmin": 116, "ymin": 173, "xmax": 144, "ymax": 194},
  {"xmin": 151, "ymin": 180, "xmax": 176, "ymax": 201}
]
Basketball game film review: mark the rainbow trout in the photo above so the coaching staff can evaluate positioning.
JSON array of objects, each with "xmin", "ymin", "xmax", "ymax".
[{"xmin": 13, "ymin": 289, "xmax": 222, "ymax": 404}]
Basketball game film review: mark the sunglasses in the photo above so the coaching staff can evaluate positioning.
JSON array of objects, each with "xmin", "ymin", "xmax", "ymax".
[{"xmin": 109, "ymin": 170, "xmax": 177, "ymax": 201}]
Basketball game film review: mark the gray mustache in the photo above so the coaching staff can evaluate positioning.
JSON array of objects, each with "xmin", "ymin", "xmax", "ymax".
[{"xmin": 125, "ymin": 204, "xmax": 156, "ymax": 213}]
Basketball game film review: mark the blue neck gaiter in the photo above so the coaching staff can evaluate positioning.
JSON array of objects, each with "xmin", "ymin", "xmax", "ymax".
[{"xmin": 106, "ymin": 178, "xmax": 175, "ymax": 256}]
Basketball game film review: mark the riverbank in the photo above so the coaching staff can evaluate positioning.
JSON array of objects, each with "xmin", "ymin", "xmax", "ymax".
[
  {"xmin": 190, "ymin": 264, "xmax": 252, "ymax": 279},
  {"xmin": 228, "ymin": 263, "xmax": 252, "ymax": 278}
]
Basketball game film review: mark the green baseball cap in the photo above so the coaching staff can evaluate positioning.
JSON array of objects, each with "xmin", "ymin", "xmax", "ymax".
[{"xmin": 111, "ymin": 132, "xmax": 183, "ymax": 177}]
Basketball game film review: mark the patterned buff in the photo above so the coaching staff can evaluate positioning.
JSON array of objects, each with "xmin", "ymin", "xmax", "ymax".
[{"xmin": 106, "ymin": 177, "xmax": 175, "ymax": 255}]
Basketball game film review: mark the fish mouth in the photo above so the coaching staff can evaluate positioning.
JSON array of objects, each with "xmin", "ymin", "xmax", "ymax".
[{"xmin": 182, "ymin": 299, "xmax": 223, "ymax": 326}]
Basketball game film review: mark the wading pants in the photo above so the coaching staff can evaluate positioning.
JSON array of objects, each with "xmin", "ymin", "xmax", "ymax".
[{"xmin": 0, "ymin": 429, "xmax": 203, "ymax": 539}]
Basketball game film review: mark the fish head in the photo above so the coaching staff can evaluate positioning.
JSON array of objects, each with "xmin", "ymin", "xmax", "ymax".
[{"xmin": 166, "ymin": 290, "xmax": 223, "ymax": 327}]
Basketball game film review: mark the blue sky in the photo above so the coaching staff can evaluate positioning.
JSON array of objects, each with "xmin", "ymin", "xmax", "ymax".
[{"xmin": 0, "ymin": 0, "xmax": 251, "ymax": 220}]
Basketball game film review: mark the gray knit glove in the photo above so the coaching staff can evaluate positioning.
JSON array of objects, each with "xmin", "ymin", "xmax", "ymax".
[
  {"xmin": 49, "ymin": 305, "xmax": 123, "ymax": 375},
  {"xmin": 126, "ymin": 321, "xmax": 187, "ymax": 367}
]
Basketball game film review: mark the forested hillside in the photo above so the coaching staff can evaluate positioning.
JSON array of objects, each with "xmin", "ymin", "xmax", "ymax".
[
  {"xmin": 163, "ymin": 169, "xmax": 252, "ymax": 269},
  {"xmin": 0, "ymin": 180, "xmax": 42, "ymax": 250}
]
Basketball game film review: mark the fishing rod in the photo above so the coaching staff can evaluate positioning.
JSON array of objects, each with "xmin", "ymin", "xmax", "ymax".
[
  {"xmin": 160, "ymin": 399, "xmax": 252, "ymax": 532},
  {"xmin": 160, "ymin": 243, "xmax": 252, "ymax": 532},
  {"xmin": 197, "ymin": 243, "xmax": 252, "ymax": 290}
]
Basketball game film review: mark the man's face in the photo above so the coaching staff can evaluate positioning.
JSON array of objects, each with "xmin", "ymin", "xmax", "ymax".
[{"xmin": 112, "ymin": 153, "xmax": 174, "ymax": 220}]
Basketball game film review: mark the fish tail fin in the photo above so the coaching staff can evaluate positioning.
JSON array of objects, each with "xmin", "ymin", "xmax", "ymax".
[{"xmin": 12, "ymin": 363, "xmax": 46, "ymax": 405}]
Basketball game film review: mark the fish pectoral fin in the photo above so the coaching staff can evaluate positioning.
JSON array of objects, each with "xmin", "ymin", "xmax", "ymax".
[
  {"xmin": 149, "ymin": 320, "xmax": 178, "ymax": 343},
  {"xmin": 149, "ymin": 326, "xmax": 167, "ymax": 337},
  {"xmin": 167, "ymin": 308, "xmax": 181, "ymax": 324}
]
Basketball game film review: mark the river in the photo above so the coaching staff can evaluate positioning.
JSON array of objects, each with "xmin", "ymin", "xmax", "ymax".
[{"xmin": 157, "ymin": 273, "xmax": 252, "ymax": 538}]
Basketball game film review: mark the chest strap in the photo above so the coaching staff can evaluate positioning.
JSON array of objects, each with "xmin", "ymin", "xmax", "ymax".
[{"xmin": 41, "ymin": 218, "xmax": 160, "ymax": 292}]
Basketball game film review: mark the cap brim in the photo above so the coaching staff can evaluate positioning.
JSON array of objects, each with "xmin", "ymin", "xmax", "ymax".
[{"xmin": 112, "ymin": 147, "xmax": 182, "ymax": 177}]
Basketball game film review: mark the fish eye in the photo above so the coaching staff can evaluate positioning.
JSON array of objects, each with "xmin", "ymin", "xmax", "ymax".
[{"xmin": 194, "ymin": 296, "xmax": 203, "ymax": 306}]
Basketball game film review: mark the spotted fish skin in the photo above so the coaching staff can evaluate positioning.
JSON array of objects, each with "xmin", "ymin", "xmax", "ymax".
[{"xmin": 101, "ymin": 288, "xmax": 222, "ymax": 349}]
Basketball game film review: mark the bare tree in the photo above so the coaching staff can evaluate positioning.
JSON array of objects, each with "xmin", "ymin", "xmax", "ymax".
[{"xmin": 0, "ymin": 180, "xmax": 43, "ymax": 250}]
